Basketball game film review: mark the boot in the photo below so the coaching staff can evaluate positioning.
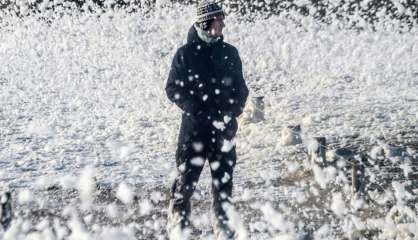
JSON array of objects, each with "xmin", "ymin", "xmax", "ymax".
[
  {"xmin": 212, "ymin": 214, "xmax": 236, "ymax": 240},
  {"xmin": 167, "ymin": 200, "xmax": 191, "ymax": 240},
  {"xmin": 1, "ymin": 191, "xmax": 12, "ymax": 230}
]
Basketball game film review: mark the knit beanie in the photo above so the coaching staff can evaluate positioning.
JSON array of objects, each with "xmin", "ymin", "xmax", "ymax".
[{"xmin": 196, "ymin": 1, "xmax": 224, "ymax": 30}]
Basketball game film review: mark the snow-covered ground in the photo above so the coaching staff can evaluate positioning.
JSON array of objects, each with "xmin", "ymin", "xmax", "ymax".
[{"xmin": 1, "ymin": 3, "xmax": 418, "ymax": 239}]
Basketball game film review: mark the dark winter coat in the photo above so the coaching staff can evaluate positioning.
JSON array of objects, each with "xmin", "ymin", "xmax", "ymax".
[{"xmin": 166, "ymin": 25, "xmax": 249, "ymax": 142}]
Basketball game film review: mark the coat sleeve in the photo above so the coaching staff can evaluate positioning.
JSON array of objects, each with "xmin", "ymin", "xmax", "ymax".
[
  {"xmin": 165, "ymin": 49, "xmax": 200, "ymax": 115},
  {"xmin": 229, "ymin": 48, "xmax": 249, "ymax": 118}
]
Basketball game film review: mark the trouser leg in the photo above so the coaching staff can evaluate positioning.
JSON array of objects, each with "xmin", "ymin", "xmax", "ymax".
[
  {"xmin": 170, "ymin": 141, "xmax": 205, "ymax": 228},
  {"xmin": 208, "ymin": 142, "xmax": 237, "ymax": 230}
]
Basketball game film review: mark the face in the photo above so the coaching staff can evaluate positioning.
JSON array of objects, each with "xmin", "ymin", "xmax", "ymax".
[{"xmin": 208, "ymin": 14, "xmax": 225, "ymax": 37}]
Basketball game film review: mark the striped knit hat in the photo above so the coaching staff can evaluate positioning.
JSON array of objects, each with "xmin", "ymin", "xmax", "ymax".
[{"xmin": 196, "ymin": 1, "xmax": 224, "ymax": 29}]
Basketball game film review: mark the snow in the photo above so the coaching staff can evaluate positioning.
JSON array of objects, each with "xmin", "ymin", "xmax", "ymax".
[
  {"xmin": 168, "ymin": 225, "xmax": 190, "ymax": 240},
  {"xmin": 139, "ymin": 199, "xmax": 154, "ymax": 216},
  {"xmin": 17, "ymin": 189, "xmax": 32, "ymax": 204},
  {"xmin": 210, "ymin": 161, "xmax": 221, "ymax": 171},
  {"xmin": 67, "ymin": 215, "xmax": 91, "ymax": 240},
  {"xmin": 330, "ymin": 192, "xmax": 347, "ymax": 217},
  {"xmin": 116, "ymin": 182, "xmax": 135, "ymax": 205},
  {"xmin": 221, "ymin": 139, "xmax": 235, "ymax": 152},
  {"xmin": 213, "ymin": 120, "xmax": 226, "ymax": 131},
  {"xmin": 224, "ymin": 203, "xmax": 249, "ymax": 240},
  {"xmin": 190, "ymin": 157, "xmax": 205, "ymax": 166},
  {"xmin": 100, "ymin": 229, "xmax": 136, "ymax": 240},
  {"xmin": 77, "ymin": 167, "xmax": 96, "ymax": 208},
  {"xmin": 280, "ymin": 126, "xmax": 301, "ymax": 146},
  {"xmin": 0, "ymin": 1, "xmax": 418, "ymax": 239},
  {"xmin": 312, "ymin": 165, "xmax": 337, "ymax": 189},
  {"xmin": 260, "ymin": 203, "xmax": 296, "ymax": 234},
  {"xmin": 192, "ymin": 142, "xmax": 204, "ymax": 152},
  {"xmin": 106, "ymin": 203, "xmax": 120, "ymax": 219}
]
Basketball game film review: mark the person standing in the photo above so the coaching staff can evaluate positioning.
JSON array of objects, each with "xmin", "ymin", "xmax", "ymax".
[{"xmin": 165, "ymin": 1, "xmax": 249, "ymax": 239}]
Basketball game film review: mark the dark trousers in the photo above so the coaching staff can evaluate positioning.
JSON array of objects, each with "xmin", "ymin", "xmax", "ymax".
[{"xmin": 170, "ymin": 115, "xmax": 237, "ymax": 228}]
